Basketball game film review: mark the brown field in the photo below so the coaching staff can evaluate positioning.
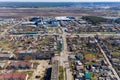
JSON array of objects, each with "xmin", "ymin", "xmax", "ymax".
[{"xmin": 0, "ymin": 8, "xmax": 118, "ymax": 18}]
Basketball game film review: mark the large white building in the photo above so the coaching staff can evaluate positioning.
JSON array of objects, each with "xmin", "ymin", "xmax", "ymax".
[{"xmin": 55, "ymin": 16, "xmax": 70, "ymax": 21}]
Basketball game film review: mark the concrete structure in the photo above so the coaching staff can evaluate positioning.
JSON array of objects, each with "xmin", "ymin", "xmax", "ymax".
[{"xmin": 55, "ymin": 16, "xmax": 70, "ymax": 21}]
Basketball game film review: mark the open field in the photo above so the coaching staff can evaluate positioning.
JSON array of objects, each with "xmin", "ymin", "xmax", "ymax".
[{"xmin": 0, "ymin": 8, "xmax": 118, "ymax": 18}]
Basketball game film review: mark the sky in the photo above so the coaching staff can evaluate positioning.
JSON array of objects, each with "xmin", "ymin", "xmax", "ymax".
[{"xmin": 0, "ymin": 0, "xmax": 120, "ymax": 2}]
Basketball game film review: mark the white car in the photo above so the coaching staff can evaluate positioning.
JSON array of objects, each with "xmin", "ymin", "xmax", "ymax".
[{"xmin": 75, "ymin": 60, "xmax": 82, "ymax": 66}]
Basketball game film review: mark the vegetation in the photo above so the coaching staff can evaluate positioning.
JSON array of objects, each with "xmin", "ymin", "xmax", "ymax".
[
  {"xmin": 33, "ymin": 62, "xmax": 39, "ymax": 69},
  {"xmin": 57, "ymin": 46, "xmax": 61, "ymax": 54},
  {"xmin": 59, "ymin": 66, "xmax": 64, "ymax": 80},
  {"xmin": 26, "ymin": 71, "xmax": 33, "ymax": 79},
  {"xmin": 64, "ymin": 68, "xmax": 67, "ymax": 80},
  {"xmin": 91, "ymin": 77, "xmax": 98, "ymax": 80},
  {"xmin": 82, "ymin": 16, "xmax": 107, "ymax": 25},
  {"xmin": 115, "ymin": 18, "xmax": 120, "ymax": 23},
  {"xmin": 24, "ymin": 56, "xmax": 34, "ymax": 60}
]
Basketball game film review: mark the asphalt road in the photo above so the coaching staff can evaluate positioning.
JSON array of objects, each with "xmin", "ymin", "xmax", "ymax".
[
  {"xmin": 97, "ymin": 42, "xmax": 120, "ymax": 80},
  {"xmin": 0, "ymin": 21, "xmax": 23, "ymax": 39},
  {"xmin": 59, "ymin": 28, "xmax": 73, "ymax": 80}
]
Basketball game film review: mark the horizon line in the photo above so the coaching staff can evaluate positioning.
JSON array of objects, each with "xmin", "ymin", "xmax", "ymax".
[{"xmin": 0, "ymin": 1, "xmax": 120, "ymax": 2}]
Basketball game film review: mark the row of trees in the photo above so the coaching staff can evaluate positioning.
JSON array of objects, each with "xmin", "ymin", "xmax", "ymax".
[
  {"xmin": 82, "ymin": 16, "xmax": 120, "ymax": 25},
  {"xmin": 115, "ymin": 18, "xmax": 120, "ymax": 24},
  {"xmin": 82, "ymin": 16, "xmax": 108, "ymax": 25}
]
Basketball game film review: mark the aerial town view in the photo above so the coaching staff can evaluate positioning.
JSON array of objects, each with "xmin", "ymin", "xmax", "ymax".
[{"xmin": 0, "ymin": 0, "xmax": 120, "ymax": 80}]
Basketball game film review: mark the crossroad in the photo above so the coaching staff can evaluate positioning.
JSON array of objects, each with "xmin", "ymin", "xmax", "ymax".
[
  {"xmin": 0, "ymin": 21, "xmax": 120, "ymax": 80},
  {"xmin": 0, "ymin": 21, "xmax": 23, "ymax": 39},
  {"xmin": 59, "ymin": 28, "xmax": 73, "ymax": 80}
]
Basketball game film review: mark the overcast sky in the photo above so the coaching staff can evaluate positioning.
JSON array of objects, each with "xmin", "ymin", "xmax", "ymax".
[{"xmin": 0, "ymin": 0, "xmax": 119, "ymax": 2}]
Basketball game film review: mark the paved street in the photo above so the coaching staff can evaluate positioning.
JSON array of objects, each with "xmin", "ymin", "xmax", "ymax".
[
  {"xmin": 58, "ymin": 28, "xmax": 120, "ymax": 80},
  {"xmin": 1, "ymin": 20, "xmax": 120, "ymax": 80},
  {"xmin": 0, "ymin": 21, "xmax": 23, "ymax": 39},
  {"xmin": 97, "ymin": 41, "xmax": 120, "ymax": 80},
  {"xmin": 59, "ymin": 28, "xmax": 73, "ymax": 80}
]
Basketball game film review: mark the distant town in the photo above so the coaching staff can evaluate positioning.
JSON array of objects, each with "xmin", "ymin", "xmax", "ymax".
[{"xmin": 0, "ymin": 2, "xmax": 119, "ymax": 80}]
